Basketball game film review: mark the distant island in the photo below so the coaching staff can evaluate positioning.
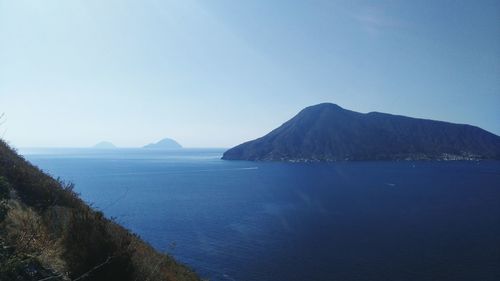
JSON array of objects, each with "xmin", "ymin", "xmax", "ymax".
[
  {"xmin": 143, "ymin": 138, "xmax": 182, "ymax": 149},
  {"xmin": 222, "ymin": 103, "xmax": 500, "ymax": 162},
  {"xmin": 93, "ymin": 141, "xmax": 117, "ymax": 149}
]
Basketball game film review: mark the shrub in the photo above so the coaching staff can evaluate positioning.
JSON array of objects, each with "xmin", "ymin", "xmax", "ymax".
[
  {"xmin": 0, "ymin": 176, "xmax": 9, "ymax": 200},
  {"xmin": 0, "ymin": 177, "xmax": 9, "ymax": 222},
  {"xmin": 0, "ymin": 139, "xmax": 200, "ymax": 281},
  {"xmin": 61, "ymin": 208, "xmax": 134, "ymax": 281}
]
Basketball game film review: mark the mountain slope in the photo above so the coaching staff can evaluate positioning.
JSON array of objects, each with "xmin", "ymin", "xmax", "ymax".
[
  {"xmin": 0, "ymin": 139, "xmax": 200, "ymax": 281},
  {"xmin": 93, "ymin": 141, "xmax": 117, "ymax": 149},
  {"xmin": 222, "ymin": 103, "xmax": 500, "ymax": 161},
  {"xmin": 143, "ymin": 138, "xmax": 182, "ymax": 149}
]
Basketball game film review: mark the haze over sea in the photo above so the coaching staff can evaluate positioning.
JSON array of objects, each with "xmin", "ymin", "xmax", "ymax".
[{"xmin": 21, "ymin": 148, "xmax": 500, "ymax": 281}]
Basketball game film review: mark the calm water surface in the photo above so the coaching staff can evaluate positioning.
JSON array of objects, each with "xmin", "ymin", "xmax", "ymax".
[{"xmin": 21, "ymin": 148, "xmax": 500, "ymax": 281}]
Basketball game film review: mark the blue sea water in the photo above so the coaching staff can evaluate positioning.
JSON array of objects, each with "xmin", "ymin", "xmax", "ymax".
[{"xmin": 20, "ymin": 148, "xmax": 500, "ymax": 281}]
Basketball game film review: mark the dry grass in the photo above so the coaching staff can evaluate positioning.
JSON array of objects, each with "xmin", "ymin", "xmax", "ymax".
[
  {"xmin": 0, "ymin": 139, "xmax": 202, "ymax": 281},
  {"xmin": 1, "ymin": 199, "xmax": 67, "ymax": 275}
]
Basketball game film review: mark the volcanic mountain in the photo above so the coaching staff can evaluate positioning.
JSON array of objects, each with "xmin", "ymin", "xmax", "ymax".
[
  {"xmin": 222, "ymin": 103, "xmax": 500, "ymax": 161},
  {"xmin": 143, "ymin": 138, "xmax": 182, "ymax": 149}
]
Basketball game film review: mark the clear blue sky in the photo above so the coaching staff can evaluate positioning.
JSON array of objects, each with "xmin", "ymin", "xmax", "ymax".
[{"xmin": 1, "ymin": 0, "xmax": 499, "ymax": 148}]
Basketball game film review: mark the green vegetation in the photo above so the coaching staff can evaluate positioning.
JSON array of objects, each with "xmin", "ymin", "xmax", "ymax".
[
  {"xmin": 0, "ymin": 177, "xmax": 9, "ymax": 222},
  {"xmin": 0, "ymin": 139, "xmax": 201, "ymax": 281}
]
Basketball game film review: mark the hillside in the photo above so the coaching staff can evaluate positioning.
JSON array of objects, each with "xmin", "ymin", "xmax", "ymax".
[
  {"xmin": 0, "ymin": 139, "xmax": 200, "ymax": 281},
  {"xmin": 222, "ymin": 103, "xmax": 500, "ymax": 161}
]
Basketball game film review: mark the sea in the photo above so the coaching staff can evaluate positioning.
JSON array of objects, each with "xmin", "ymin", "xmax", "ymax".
[{"xmin": 20, "ymin": 148, "xmax": 500, "ymax": 281}]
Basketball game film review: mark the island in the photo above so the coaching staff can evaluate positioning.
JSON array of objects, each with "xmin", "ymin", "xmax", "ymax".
[
  {"xmin": 93, "ymin": 141, "xmax": 117, "ymax": 149},
  {"xmin": 143, "ymin": 138, "xmax": 182, "ymax": 149},
  {"xmin": 222, "ymin": 103, "xmax": 500, "ymax": 162}
]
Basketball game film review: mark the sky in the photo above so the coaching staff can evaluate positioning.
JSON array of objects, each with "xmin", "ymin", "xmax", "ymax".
[{"xmin": 0, "ymin": 0, "xmax": 499, "ymax": 148}]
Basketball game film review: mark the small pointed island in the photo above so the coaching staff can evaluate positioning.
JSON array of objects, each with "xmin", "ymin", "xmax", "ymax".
[
  {"xmin": 143, "ymin": 138, "xmax": 182, "ymax": 149},
  {"xmin": 93, "ymin": 141, "xmax": 117, "ymax": 149},
  {"xmin": 223, "ymin": 103, "xmax": 500, "ymax": 162}
]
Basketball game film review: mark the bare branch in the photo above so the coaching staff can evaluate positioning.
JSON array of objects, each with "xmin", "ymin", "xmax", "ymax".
[
  {"xmin": 72, "ymin": 256, "xmax": 113, "ymax": 281},
  {"xmin": 37, "ymin": 274, "xmax": 63, "ymax": 281}
]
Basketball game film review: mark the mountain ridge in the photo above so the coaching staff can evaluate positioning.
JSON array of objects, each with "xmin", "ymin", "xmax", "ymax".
[
  {"xmin": 143, "ymin": 138, "xmax": 182, "ymax": 149},
  {"xmin": 222, "ymin": 103, "xmax": 500, "ymax": 162}
]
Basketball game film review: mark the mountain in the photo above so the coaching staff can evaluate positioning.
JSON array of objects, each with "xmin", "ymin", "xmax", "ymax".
[
  {"xmin": 93, "ymin": 141, "xmax": 117, "ymax": 149},
  {"xmin": 222, "ymin": 103, "xmax": 500, "ymax": 162},
  {"xmin": 143, "ymin": 138, "xmax": 182, "ymax": 149},
  {"xmin": 0, "ymin": 139, "xmax": 200, "ymax": 281}
]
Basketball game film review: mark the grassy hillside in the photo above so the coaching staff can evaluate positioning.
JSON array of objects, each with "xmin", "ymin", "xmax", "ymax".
[{"xmin": 0, "ymin": 139, "xmax": 201, "ymax": 281}]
